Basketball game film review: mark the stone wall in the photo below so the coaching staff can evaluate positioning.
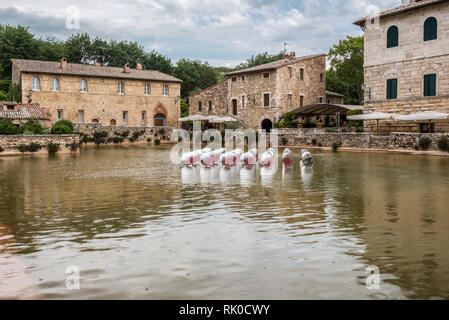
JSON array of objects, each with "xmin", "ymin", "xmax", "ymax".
[
  {"xmin": 74, "ymin": 123, "xmax": 173, "ymax": 143},
  {"xmin": 19, "ymin": 70, "xmax": 181, "ymax": 128},
  {"xmin": 0, "ymin": 134, "xmax": 80, "ymax": 155},
  {"xmin": 188, "ymin": 81, "xmax": 228, "ymax": 116},
  {"xmin": 278, "ymin": 129, "xmax": 449, "ymax": 151}
]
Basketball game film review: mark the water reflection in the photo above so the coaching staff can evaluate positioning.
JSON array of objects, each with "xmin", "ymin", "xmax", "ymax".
[{"xmin": 0, "ymin": 146, "xmax": 448, "ymax": 299}]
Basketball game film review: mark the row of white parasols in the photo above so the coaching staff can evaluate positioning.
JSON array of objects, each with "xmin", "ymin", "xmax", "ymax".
[{"xmin": 347, "ymin": 111, "xmax": 449, "ymax": 133}]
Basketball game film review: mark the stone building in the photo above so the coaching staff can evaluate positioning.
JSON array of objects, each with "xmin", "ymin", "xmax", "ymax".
[
  {"xmin": 11, "ymin": 58, "xmax": 182, "ymax": 127},
  {"xmin": 188, "ymin": 53, "xmax": 333, "ymax": 130},
  {"xmin": 0, "ymin": 101, "xmax": 51, "ymax": 128},
  {"xmin": 355, "ymin": 0, "xmax": 449, "ymax": 133}
]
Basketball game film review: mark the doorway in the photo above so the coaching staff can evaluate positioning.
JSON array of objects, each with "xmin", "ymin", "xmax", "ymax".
[
  {"xmin": 154, "ymin": 114, "xmax": 166, "ymax": 127},
  {"xmin": 261, "ymin": 119, "xmax": 273, "ymax": 133},
  {"xmin": 232, "ymin": 99, "xmax": 238, "ymax": 116}
]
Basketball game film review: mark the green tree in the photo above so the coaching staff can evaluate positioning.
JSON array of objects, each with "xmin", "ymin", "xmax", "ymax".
[
  {"xmin": 64, "ymin": 33, "xmax": 92, "ymax": 63},
  {"xmin": 142, "ymin": 50, "xmax": 172, "ymax": 75},
  {"xmin": 327, "ymin": 36, "xmax": 364, "ymax": 105},
  {"xmin": 173, "ymin": 59, "xmax": 221, "ymax": 98},
  {"xmin": 0, "ymin": 25, "xmax": 38, "ymax": 79},
  {"xmin": 180, "ymin": 98, "xmax": 189, "ymax": 118},
  {"xmin": 234, "ymin": 52, "xmax": 284, "ymax": 70}
]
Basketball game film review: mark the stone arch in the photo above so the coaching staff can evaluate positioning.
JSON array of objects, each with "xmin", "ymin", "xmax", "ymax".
[
  {"xmin": 91, "ymin": 117, "xmax": 101, "ymax": 123},
  {"xmin": 153, "ymin": 102, "xmax": 168, "ymax": 117},
  {"xmin": 261, "ymin": 119, "xmax": 273, "ymax": 133}
]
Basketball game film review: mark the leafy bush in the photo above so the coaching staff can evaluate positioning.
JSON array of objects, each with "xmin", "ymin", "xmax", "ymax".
[
  {"xmin": 47, "ymin": 143, "xmax": 60, "ymax": 155},
  {"xmin": 281, "ymin": 137, "xmax": 288, "ymax": 145},
  {"xmin": 332, "ymin": 142, "xmax": 341, "ymax": 152},
  {"xmin": 20, "ymin": 120, "xmax": 44, "ymax": 134},
  {"xmin": 66, "ymin": 142, "xmax": 79, "ymax": 151},
  {"xmin": 158, "ymin": 128, "xmax": 165, "ymax": 135},
  {"xmin": 418, "ymin": 136, "xmax": 432, "ymax": 150},
  {"xmin": 128, "ymin": 131, "xmax": 141, "ymax": 143},
  {"xmin": 0, "ymin": 91, "xmax": 7, "ymax": 101},
  {"xmin": 0, "ymin": 146, "xmax": 4, "ymax": 153},
  {"xmin": 0, "ymin": 119, "xmax": 20, "ymax": 135},
  {"xmin": 312, "ymin": 138, "xmax": 317, "ymax": 146},
  {"xmin": 93, "ymin": 131, "xmax": 108, "ymax": 145},
  {"xmin": 147, "ymin": 138, "xmax": 152, "ymax": 143},
  {"xmin": 346, "ymin": 109, "xmax": 363, "ymax": 129},
  {"xmin": 51, "ymin": 124, "xmax": 72, "ymax": 134},
  {"xmin": 120, "ymin": 130, "xmax": 130, "ymax": 138},
  {"xmin": 53, "ymin": 120, "xmax": 74, "ymax": 132},
  {"xmin": 437, "ymin": 137, "xmax": 449, "ymax": 152},
  {"xmin": 16, "ymin": 143, "xmax": 41, "ymax": 153},
  {"xmin": 154, "ymin": 139, "xmax": 161, "ymax": 145}
]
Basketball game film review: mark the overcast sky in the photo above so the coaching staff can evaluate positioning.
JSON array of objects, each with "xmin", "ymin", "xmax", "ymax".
[{"xmin": 0, "ymin": 0, "xmax": 400, "ymax": 67}]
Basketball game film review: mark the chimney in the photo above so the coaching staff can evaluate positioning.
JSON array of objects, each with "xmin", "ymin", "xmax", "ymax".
[
  {"xmin": 289, "ymin": 52, "xmax": 296, "ymax": 60},
  {"xmin": 60, "ymin": 57, "xmax": 67, "ymax": 70},
  {"xmin": 136, "ymin": 63, "xmax": 143, "ymax": 70},
  {"xmin": 123, "ymin": 63, "xmax": 130, "ymax": 73},
  {"xmin": 94, "ymin": 60, "xmax": 100, "ymax": 67}
]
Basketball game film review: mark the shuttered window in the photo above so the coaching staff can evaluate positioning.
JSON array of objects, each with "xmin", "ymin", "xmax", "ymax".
[
  {"xmin": 423, "ymin": 74, "xmax": 436, "ymax": 97},
  {"xmin": 387, "ymin": 26, "xmax": 398, "ymax": 48},
  {"xmin": 386, "ymin": 78, "xmax": 398, "ymax": 99},
  {"xmin": 424, "ymin": 17, "xmax": 437, "ymax": 41}
]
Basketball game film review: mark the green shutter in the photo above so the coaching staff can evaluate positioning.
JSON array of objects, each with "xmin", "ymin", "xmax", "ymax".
[
  {"xmin": 387, "ymin": 26, "xmax": 399, "ymax": 48},
  {"xmin": 387, "ymin": 79, "xmax": 397, "ymax": 99},
  {"xmin": 424, "ymin": 74, "xmax": 436, "ymax": 96},
  {"xmin": 424, "ymin": 17, "xmax": 437, "ymax": 41}
]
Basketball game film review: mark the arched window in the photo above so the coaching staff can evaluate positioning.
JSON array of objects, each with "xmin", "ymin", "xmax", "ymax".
[
  {"xmin": 32, "ymin": 77, "xmax": 40, "ymax": 90},
  {"xmin": 387, "ymin": 26, "xmax": 398, "ymax": 48},
  {"xmin": 118, "ymin": 81, "xmax": 124, "ymax": 94},
  {"xmin": 424, "ymin": 17, "xmax": 437, "ymax": 41},
  {"xmin": 110, "ymin": 119, "xmax": 117, "ymax": 126},
  {"xmin": 51, "ymin": 78, "xmax": 59, "ymax": 91}
]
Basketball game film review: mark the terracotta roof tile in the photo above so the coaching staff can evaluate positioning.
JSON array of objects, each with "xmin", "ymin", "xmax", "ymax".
[
  {"xmin": 226, "ymin": 53, "xmax": 326, "ymax": 76},
  {"xmin": 11, "ymin": 59, "xmax": 182, "ymax": 83},
  {"xmin": 354, "ymin": 0, "xmax": 448, "ymax": 26},
  {"xmin": 0, "ymin": 102, "xmax": 51, "ymax": 121}
]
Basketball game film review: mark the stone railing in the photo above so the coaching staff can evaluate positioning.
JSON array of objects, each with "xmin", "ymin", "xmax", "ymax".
[
  {"xmin": 73, "ymin": 123, "xmax": 173, "ymax": 142},
  {"xmin": 277, "ymin": 129, "xmax": 449, "ymax": 151},
  {"xmin": 0, "ymin": 134, "xmax": 80, "ymax": 155}
]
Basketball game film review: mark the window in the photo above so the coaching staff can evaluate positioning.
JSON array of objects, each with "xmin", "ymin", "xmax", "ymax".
[
  {"xmin": 300, "ymin": 95, "xmax": 304, "ymax": 107},
  {"xmin": 287, "ymin": 94, "xmax": 292, "ymax": 107},
  {"xmin": 198, "ymin": 101, "xmax": 202, "ymax": 112},
  {"xmin": 123, "ymin": 111, "xmax": 128, "ymax": 125},
  {"xmin": 80, "ymin": 79, "xmax": 87, "ymax": 92},
  {"xmin": 319, "ymin": 97, "xmax": 323, "ymax": 103},
  {"xmin": 208, "ymin": 101, "xmax": 212, "ymax": 111},
  {"xmin": 231, "ymin": 77, "xmax": 237, "ymax": 82},
  {"xmin": 118, "ymin": 82, "xmax": 124, "ymax": 94},
  {"xmin": 289, "ymin": 67, "xmax": 293, "ymax": 79},
  {"xmin": 57, "ymin": 109, "xmax": 63, "ymax": 121},
  {"xmin": 387, "ymin": 26, "xmax": 399, "ymax": 48},
  {"xmin": 300, "ymin": 68, "xmax": 304, "ymax": 81},
  {"xmin": 320, "ymin": 73, "xmax": 324, "ymax": 83},
  {"xmin": 241, "ymin": 76, "xmax": 246, "ymax": 82},
  {"xmin": 424, "ymin": 17, "xmax": 437, "ymax": 41},
  {"xmin": 144, "ymin": 83, "xmax": 151, "ymax": 96},
  {"xmin": 263, "ymin": 73, "xmax": 270, "ymax": 79},
  {"xmin": 142, "ymin": 111, "xmax": 147, "ymax": 125},
  {"xmin": 163, "ymin": 85, "xmax": 169, "ymax": 96},
  {"xmin": 78, "ymin": 110, "xmax": 84, "ymax": 123},
  {"xmin": 241, "ymin": 95, "xmax": 246, "ymax": 109},
  {"xmin": 423, "ymin": 74, "xmax": 437, "ymax": 97},
  {"xmin": 32, "ymin": 77, "xmax": 40, "ymax": 90},
  {"xmin": 51, "ymin": 78, "xmax": 59, "ymax": 92},
  {"xmin": 387, "ymin": 78, "xmax": 398, "ymax": 99},
  {"xmin": 263, "ymin": 93, "xmax": 270, "ymax": 107}
]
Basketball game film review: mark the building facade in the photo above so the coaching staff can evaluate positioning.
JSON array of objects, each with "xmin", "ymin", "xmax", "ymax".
[
  {"xmin": 355, "ymin": 0, "xmax": 449, "ymax": 133},
  {"xmin": 188, "ymin": 53, "xmax": 329, "ymax": 130},
  {"xmin": 11, "ymin": 58, "xmax": 182, "ymax": 127}
]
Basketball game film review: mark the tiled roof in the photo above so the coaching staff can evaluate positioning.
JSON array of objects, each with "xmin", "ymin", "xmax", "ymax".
[
  {"xmin": 11, "ymin": 59, "xmax": 182, "ymax": 83},
  {"xmin": 0, "ymin": 102, "xmax": 51, "ymax": 121},
  {"xmin": 226, "ymin": 53, "xmax": 326, "ymax": 76},
  {"xmin": 326, "ymin": 90, "xmax": 344, "ymax": 97},
  {"xmin": 354, "ymin": 0, "xmax": 448, "ymax": 26}
]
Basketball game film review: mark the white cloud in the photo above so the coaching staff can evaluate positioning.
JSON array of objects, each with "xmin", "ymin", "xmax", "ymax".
[{"xmin": 0, "ymin": 0, "xmax": 400, "ymax": 66}]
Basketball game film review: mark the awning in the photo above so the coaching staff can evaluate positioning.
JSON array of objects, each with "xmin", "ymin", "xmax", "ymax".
[
  {"xmin": 179, "ymin": 115, "xmax": 238, "ymax": 123},
  {"xmin": 393, "ymin": 111, "xmax": 449, "ymax": 121},
  {"xmin": 347, "ymin": 112, "xmax": 396, "ymax": 121},
  {"xmin": 178, "ymin": 115, "xmax": 210, "ymax": 122},
  {"xmin": 292, "ymin": 103, "xmax": 362, "ymax": 115}
]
